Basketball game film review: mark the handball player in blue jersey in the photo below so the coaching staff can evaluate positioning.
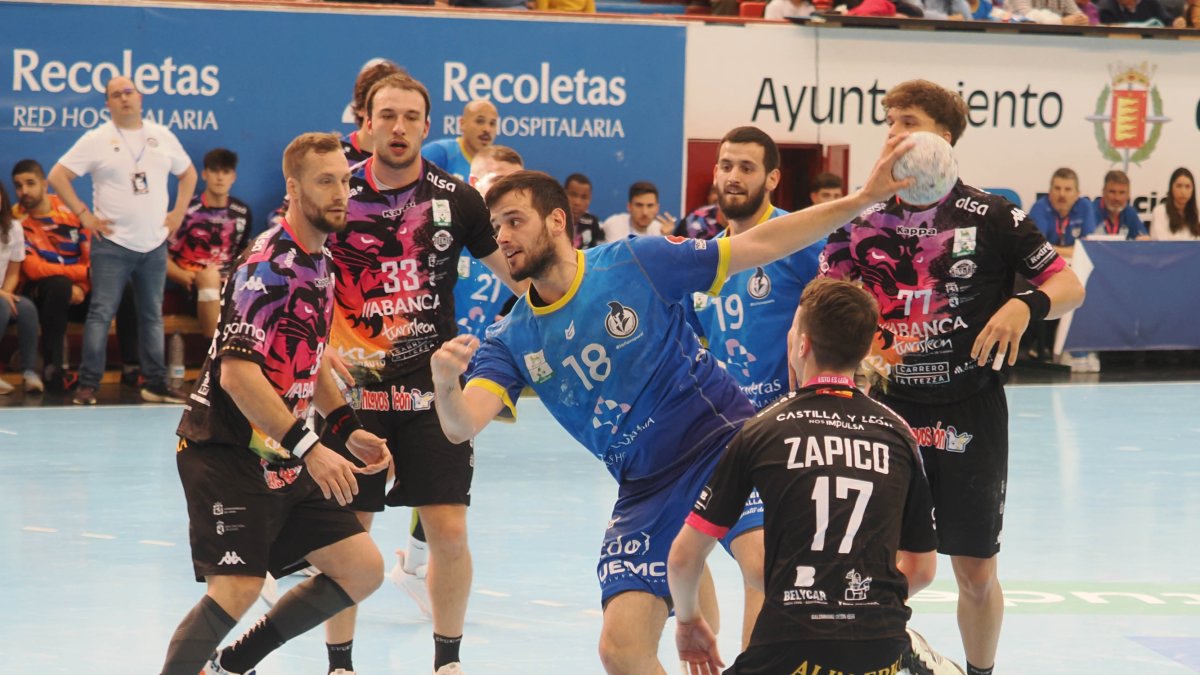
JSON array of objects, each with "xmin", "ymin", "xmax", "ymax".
[
  {"xmin": 428, "ymin": 138, "xmax": 912, "ymax": 673},
  {"xmin": 685, "ymin": 126, "xmax": 824, "ymax": 649}
]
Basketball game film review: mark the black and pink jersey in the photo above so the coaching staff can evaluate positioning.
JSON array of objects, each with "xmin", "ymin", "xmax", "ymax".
[
  {"xmin": 820, "ymin": 181, "xmax": 1066, "ymax": 404},
  {"xmin": 688, "ymin": 377, "xmax": 936, "ymax": 646},
  {"xmin": 327, "ymin": 158, "xmax": 497, "ymax": 383},
  {"xmin": 341, "ymin": 130, "xmax": 372, "ymax": 166},
  {"xmin": 168, "ymin": 194, "xmax": 252, "ymax": 275},
  {"xmin": 177, "ymin": 220, "xmax": 335, "ymax": 463}
]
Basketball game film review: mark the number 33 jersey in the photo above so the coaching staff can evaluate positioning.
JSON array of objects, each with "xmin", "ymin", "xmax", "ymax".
[
  {"xmin": 326, "ymin": 158, "xmax": 497, "ymax": 384},
  {"xmin": 466, "ymin": 236, "xmax": 755, "ymax": 483}
]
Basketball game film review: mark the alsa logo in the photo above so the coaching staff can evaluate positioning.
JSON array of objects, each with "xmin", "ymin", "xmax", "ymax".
[
  {"xmin": 444, "ymin": 62, "xmax": 626, "ymax": 107},
  {"xmin": 426, "ymin": 171, "xmax": 457, "ymax": 192},
  {"xmin": 955, "ymin": 197, "xmax": 990, "ymax": 216},
  {"xmin": 12, "ymin": 48, "xmax": 220, "ymax": 96}
]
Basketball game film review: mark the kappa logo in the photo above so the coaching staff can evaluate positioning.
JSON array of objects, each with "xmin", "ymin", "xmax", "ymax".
[
  {"xmin": 218, "ymin": 551, "xmax": 246, "ymax": 566},
  {"xmin": 238, "ymin": 276, "xmax": 267, "ymax": 293},
  {"xmin": 746, "ymin": 267, "xmax": 771, "ymax": 300},
  {"xmin": 604, "ymin": 301, "xmax": 638, "ymax": 338}
]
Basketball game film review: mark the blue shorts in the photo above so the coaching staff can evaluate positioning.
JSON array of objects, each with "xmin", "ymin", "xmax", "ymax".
[{"xmin": 597, "ymin": 454, "xmax": 763, "ymax": 606}]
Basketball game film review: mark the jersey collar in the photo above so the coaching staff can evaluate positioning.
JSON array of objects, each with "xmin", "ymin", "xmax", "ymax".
[{"xmin": 528, "ymin": 249, "xmax": 585, "ymax": 316}]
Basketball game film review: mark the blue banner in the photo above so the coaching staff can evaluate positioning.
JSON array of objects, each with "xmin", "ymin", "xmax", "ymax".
[
  {"xmin": 1062, "ymin": 241, "xmax": 1200, "ymax": 351},
  {"xmin": 0, "ymin": 1, "xmax": 685, "ymax": 230}
]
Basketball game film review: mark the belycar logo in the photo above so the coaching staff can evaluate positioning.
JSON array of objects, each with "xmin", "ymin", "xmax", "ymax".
[{"xmin": 1086, "ymin": 63, "xmax": 1169, "ymax": 172}]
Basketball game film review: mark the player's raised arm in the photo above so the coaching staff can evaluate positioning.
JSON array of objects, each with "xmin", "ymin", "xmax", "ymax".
[
  {"xmin": 430, "ymin": 334, "xmax": 507, "ymax": 443},
  {"xmin": 727, "ymin": 134, "xmax": 914, "ymax": 276}
]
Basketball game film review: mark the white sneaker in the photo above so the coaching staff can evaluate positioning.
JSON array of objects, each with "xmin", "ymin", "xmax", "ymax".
[
  {"xmin": 23, "ymin": 371, "xmax": 44, "ymax": 393},
  {"xmin": 391, "ymin": 549, "xmax": 433, "ymax": 619},
  {"xmin": 0, "ymin": 378, "xmax": 13, "ymax": 395},
  {"xmin": 902, "ymin": 628, "xmax": 966, "ymax": 675},
  {"xmin": 1086, "ymin": 352, "xmax": 1102, "ymax": 372},
  {"xmin": 259, "ymin": 573, "xmax": 279, "ymax": 608},
  {"xmin": 434, "ymin": 662, "xmax": 464, "ymax": 675},
  {"xmin": 330, "ymin": 670, "xmax": 356, "ymax": 675},
  {"xmin": 202, "ymin": 652, "xmax": 256, "ymax": 675}
]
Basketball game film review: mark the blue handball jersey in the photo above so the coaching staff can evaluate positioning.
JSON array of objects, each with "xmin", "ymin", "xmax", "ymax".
[
  {"xmin": 466, "ymin": 236, "xmax": 755, "ymax": 483},
  {"xmin": 455, "ymin": 252, "xmax": 514, "ymax": 338},
  {"xmin": 421, "ymin": 138, "xmax": 471, "ymax": 181},
  {"xmin": 687, "ymin": 206, "xmax": 824, "ymax": 411}
]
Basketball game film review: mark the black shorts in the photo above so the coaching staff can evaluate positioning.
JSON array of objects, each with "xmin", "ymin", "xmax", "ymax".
[
  {"xmin": 875, "ymin": 382, "xmax": 1008, "ymax": 558},
  {"xmin": 176, "ymin": 438, "xmax": 365, "ymax": 582},
  {"xmin": 325, "ymin": 366, "xmax": 474, "ymax": 512},
  {"xmin": 727, "ymin": 636, "xmax": 907, "ymax": 674}
]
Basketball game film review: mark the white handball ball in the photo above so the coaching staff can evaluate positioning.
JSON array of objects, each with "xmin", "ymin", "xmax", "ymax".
[{"xmin": 892, "ymin": 131, "xmax": 959, "ymax": 206}]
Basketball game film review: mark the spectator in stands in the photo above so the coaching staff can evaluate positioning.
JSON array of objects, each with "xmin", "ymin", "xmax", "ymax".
[
  {"xmin": 11, "ymin": 159, "xmax": 90, "ymax": 394},
  {"xmin": 764, "ymin": 0, "xmax": 815, "ymax": 19},
  {"xmin": 535, "ymin": 0, "xmax": 595, "ymax": 10},
  {"xmin": 1097, "ymin": 0, "xmax": 1184, "ymax": 23},
  {"xmin": 1185, "ymin": 0, "xmax": 1200, "ymax": 24},
  {"xmin": 1076, "ymin": 0, "xmax": 1102, "ymax": 21},
  {"xmin": 47, "ymin": 76, "xmax": 197, "ymax": 406},
  {"xmin": 0, "ymin": 181, "xmax": 41, "ymax": 394},
  {"xmin": 452, "ymin": 0, "xmax": 531, "ymax": 7},
  {"xmin": 1091, "ymin": 170, "xmax": 1149, "ymax": 239},
  {"xmin": 810, "ymin": 172, "xmax": 844, "ymax": 205},
  {"xmin": 602, "ymin": 181, "xmax": 674, "ymax": 240},
  {"xmin": 921, "ymin": 0, "xmax": 972, "ymax": 19},
  {"xmin": 564, "ymin": 173, "xmax": 605, "ymax": 249},
  {"xmin": 167, "ymin": 148, "xmax": 252, "ymax": 340},
  {"xmin": 967, "ymin": 0, "xmax": 1011, "ymax": 18},
  {"xmin": 1009, "ymin": 0, "xmax": 1089, "ymax": 23},
  {"xmin": 1029, "ymin": 167, "xmax": 1096, "ymax": 257},
  {"xmin": 1150, "ymin": 168, "xmax": 1200, "ymax": 240},
  {"xmin": 676, "ymin": 184, "xmax": 724, "ymax": 240},
  {"xmin": 423, "ymin": 99, "xmax": 499, "ymax": 180}
]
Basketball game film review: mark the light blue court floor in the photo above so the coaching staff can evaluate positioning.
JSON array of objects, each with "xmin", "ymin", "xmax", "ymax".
[{"xmin": 1, "ymin": 381, "xmax": 1198, "ymax": 673}]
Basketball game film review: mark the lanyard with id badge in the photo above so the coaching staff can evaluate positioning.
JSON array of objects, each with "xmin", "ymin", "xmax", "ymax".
[{"xmin": 117, "ymin": 126, "xmax": 150, "ymax": 195}]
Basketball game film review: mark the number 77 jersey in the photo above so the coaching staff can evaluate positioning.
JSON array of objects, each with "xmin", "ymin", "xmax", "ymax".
[{"xmin": 466, "ymin": 236, "xmax": 756, "ymax": 483}]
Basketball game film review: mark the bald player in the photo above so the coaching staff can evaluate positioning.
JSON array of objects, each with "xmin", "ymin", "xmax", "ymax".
[{"xmin": 422, "ymin": 99, "xmax": 500, "ymax": 181}]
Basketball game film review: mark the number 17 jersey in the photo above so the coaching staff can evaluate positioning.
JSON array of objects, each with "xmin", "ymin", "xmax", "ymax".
[{"xmin": 466, "ymin": 236, "xmax": 755, "ymax": 484}]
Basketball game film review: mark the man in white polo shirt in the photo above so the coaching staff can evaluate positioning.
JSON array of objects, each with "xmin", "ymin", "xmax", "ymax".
[{"xmin": 48, "ymin": 76, "xmax": 197, "ymax": 405}]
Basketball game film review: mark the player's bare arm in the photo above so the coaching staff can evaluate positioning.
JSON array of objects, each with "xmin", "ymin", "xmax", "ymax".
[
  {"xmin": 668, "ymin": 525, "xmax": 725, "ymax": 675},
  {"xmin": 430, "ymin": 334, "xmax": 506, "ymax": 443},
  {"xmin": 312, "ymin": 355, "xmax": 390, "ymax": 474},
  {"xmin": 971, "ymin": 266, "xmax": 1085, "ymax": 367},
  {"xmin": 896, "ymin": 550, "xmax": 938, "ymax": 595},
  {"xmin": 220, "ymin": 357, "xmax": 362, "ymax": 506},
  {"xmin": 726, "ymin": 134, "xmax": 915, "ymax": 276}
]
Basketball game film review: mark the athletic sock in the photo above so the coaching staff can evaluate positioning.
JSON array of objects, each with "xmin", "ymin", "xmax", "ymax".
[
  {"xmin": 405, "ymin": 510, "xmax": 429, "ymax": 573},
  {"xmin": 967, "ymin": 664, "xmax": 994, "ymax": 675},
  {"xmin": 221, "ymin": 574, "xmax": 355, "ymax": 672},
  {"xmin": 160, "ymin": 595, "xmax": 237, "ymax": 675},
  {"xmin": 433, "ymin": 633, "xmax": 462, "ymax": 670},
  {"xmin": 327, "ymin": 640, "xmax": 353, "ymax": 673}
]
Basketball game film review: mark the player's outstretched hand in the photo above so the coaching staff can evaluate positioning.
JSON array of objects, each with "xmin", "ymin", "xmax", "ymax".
[
  {"xmin": 859, "ymin": 133, "xmax": 916, "ymax": 204},
  {"xmin": 676, "ymin": 617, "xmax": 724, "ymax": 675},
  {"xmin": 431, "ymin": 334, "xmax": 481, "ymax": 386},
  {"xmin": 346, "ymin": 429, "xmax": 391, "ymax": 475},
  {"xmin": 971, "ymin": 298, "xmax": 1031, "ymax": 370},
  {"xmin": 304, "ymin": 443, "xmax": 359, "ymax": 506}
]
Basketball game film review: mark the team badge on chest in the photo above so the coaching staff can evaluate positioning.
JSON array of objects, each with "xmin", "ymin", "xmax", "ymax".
[
  {"xmin": 604, "ymin": 301, "xmax": 639, "ymax": 339},
  {"xmin": 746, "ymin": 267, "xmax": 771, "ymax": 299},
  {"xmin": 953, "ymin": 227, "xmax": 977, "ymax": 258},
  {"xmin": 433, "ymin": 229, "xmax": 453, "ymax": 252},
  {"xmin": 432, "ymin": 199, "xmax": 452, "ymax": 227}
]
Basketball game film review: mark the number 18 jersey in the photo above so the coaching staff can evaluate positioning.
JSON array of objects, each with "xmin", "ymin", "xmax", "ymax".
[{"xmin": 466, "ymin": 236, "xmax": 755, "ymax": 484}]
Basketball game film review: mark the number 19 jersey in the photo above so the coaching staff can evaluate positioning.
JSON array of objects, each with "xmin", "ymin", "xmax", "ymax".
[{"xmin": 466, "ymin": 236, "xmax": 755, "ymax": 483}]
